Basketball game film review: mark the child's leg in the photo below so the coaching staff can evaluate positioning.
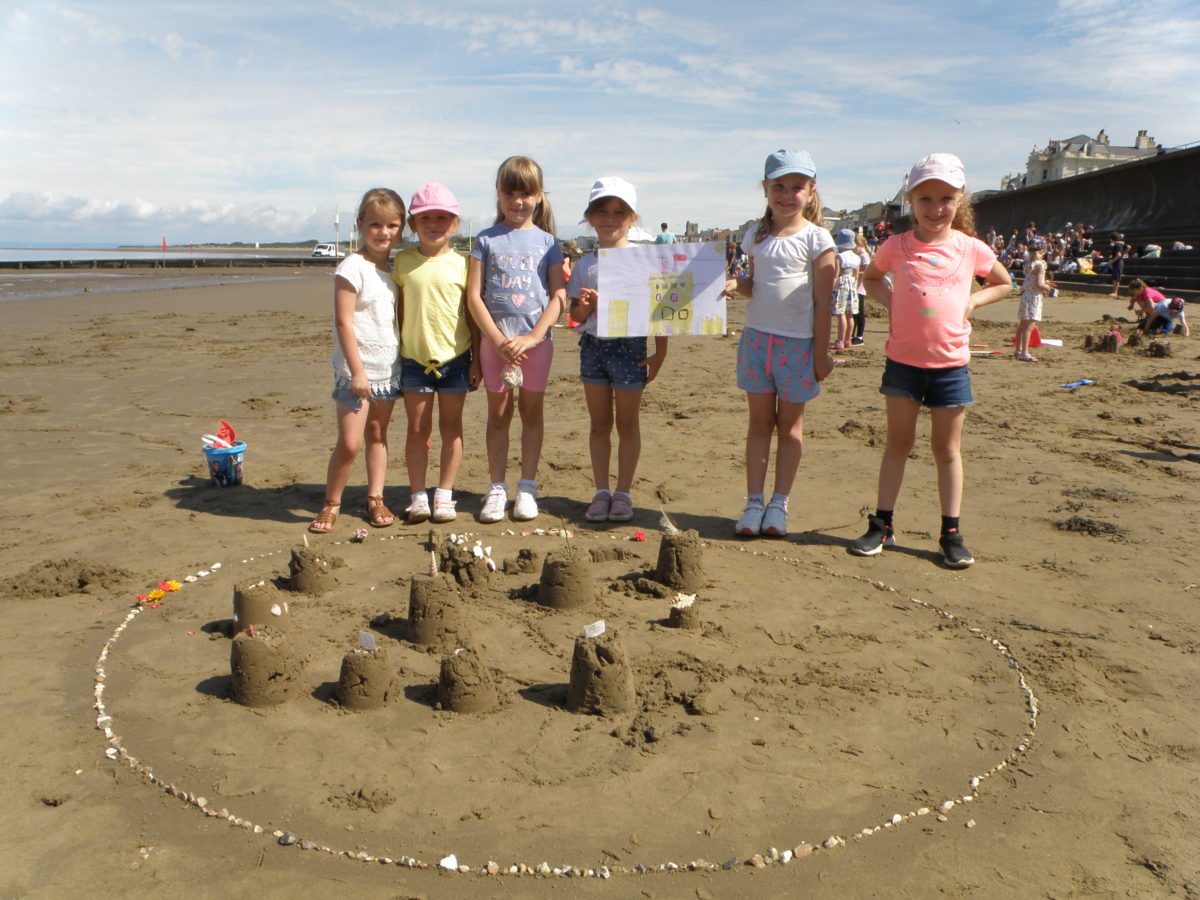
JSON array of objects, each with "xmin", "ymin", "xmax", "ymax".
[
  {"xmin": 324, "ymin": 402, "xmax": 368, "ymax": 500},
  {"xmin": 612, "ymin": 388, "xmax": 644, "ymax": 494},
  {"xmin": 435, "ymin": 393, "xmax": 466, "ymax": 490},
  {"xmin": 770, "ymin": 398, "xmax": 807, "ymax": 496},
  {"xmin": 876, "ymin": 395, "xmax": 920, "ymax": 511},
  {"xmin": 583, "ymin": 382, "xmax": 615, "ymax": 491},
  {"xmin": 484, "ymin": 390, "xmax": 515, "ymax": 485},
  {"xmin": 929, "ymin": 406, "xmax": 966, "ymax": 517},
  {"xmin": 403, "ymin": 393, "xmax": 433, "ymax": 494},
  {"xmin": 363, "ymin": 399, "xmax": 396, "ymax": 518},
  {"xmin": 745, "ymin": 392, "xmax": 778, "ymax": 496},
  {"xmin": 516, "ymin": 388, "xmax": 545, "ymax": 483},
  {"xmin": 1015, "ymin": 319, "xmax": 1032, "ymax": 356}
]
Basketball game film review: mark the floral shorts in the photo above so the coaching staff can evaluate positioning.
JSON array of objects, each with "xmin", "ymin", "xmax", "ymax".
[{"xmin": 736, "ymin": 327, "xmax": 819, "ymax": 403}]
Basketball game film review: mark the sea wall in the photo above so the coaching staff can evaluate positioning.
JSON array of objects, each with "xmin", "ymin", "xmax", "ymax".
[{"xmin": 973, "ymin": 146, "xmax": 1200, "ymax": 237}]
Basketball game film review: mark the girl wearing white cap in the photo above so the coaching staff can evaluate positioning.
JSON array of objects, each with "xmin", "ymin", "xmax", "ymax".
[
  {"xmin": 728, "ymin": 149, "xmax": 837, "ymax": 538},
  {"xmin": 568, "ymin": 177, "xmax": 667, "ymax": 523},
  {"xmin": 850, "ymin": 154, "xmax": 1011, "ymax": 568}
]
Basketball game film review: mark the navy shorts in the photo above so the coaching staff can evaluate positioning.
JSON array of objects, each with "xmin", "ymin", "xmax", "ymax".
[
  {"xmin": 880, "ymin": 358, "xmax": 973, "ymax": 408},
  {"xmin": 400, "ymin": 350, "xmax": 474, "ymax": 394},
  {"xmin": 578, "ymin": 332, "xmax": 648, "ymax": 390}
]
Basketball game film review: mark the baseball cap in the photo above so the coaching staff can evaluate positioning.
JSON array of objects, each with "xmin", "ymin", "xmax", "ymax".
[
  {"xmin": 1169, "ymin": 297, "xmax": 1185, "ymax": 312},
  {"xmin": 409, "ymin": 182, "xmax": 460, "ymax": 216},
  {"xmin": 580, "ymin": 176, "xmax": 638, "ymax": 223},
  {"xmin": 905, "ymin": 153, "xmax": 966, "ymax": 191},
  {"xmin": 764, "ymin": 149, "xmax": 816, "ymax": 180},
  {"xmin": 835, "ymin": 228, "xmax": 856, "ymax": 250}
]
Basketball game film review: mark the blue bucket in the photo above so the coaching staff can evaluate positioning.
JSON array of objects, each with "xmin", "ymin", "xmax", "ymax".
[{"xmin": 202, "ymin": 441, "xmax": 246, "ymax": 487}]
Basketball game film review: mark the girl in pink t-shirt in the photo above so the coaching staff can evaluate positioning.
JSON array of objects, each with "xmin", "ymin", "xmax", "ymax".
[{"xmin": 850, "ymin": 154, "xmax": 1011, "ymax": 568}]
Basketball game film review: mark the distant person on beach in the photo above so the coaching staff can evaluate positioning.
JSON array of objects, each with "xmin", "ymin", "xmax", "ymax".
[
  {"xmin": 467, "ymin": 156, "xmax": 566, "ymax": 524},
  {"xmin": 850, "ymin": 153, "xmax": 1011, "ymax": 568},
  {"xmin": 831, "ymin": 228, "xmax": 859, "ymax": 351},
  {"xmin": 391, "ymin": 182, "xmax": 479, "ymax": 525},
  {"xmin": 1015, "ymin": 245, "xmax": 1054, "ymax": 362},
  {"xmin": 655, "ymin": 223, "xmax": 676, "ymax": 244},
  {"xmin": 310, "ymin": 188, "xmax": 406, "ymax": 533},
  {"xmin": 726, "ymin": 149, "xmax": 836, "ymax": 538},
  {"xmin": 568, "ymin": 177, "xmax": 667, "ymax": 524},
  {"xmin": 1143, "ymin": 297, "xmax": 1190, "ymax": 336},
  {"xmin": 1107, "ymin": 233, "xmax": 1127, "ymax": 296},
  {"xmin": 852, "ymin": 232, "xmax": 872, "ymax": 345}
]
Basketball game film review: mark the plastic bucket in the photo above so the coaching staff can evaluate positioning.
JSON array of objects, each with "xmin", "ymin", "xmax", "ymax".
[{"xmin": 203, "ymin": 441, "xmax": 246, "ymax": 487}]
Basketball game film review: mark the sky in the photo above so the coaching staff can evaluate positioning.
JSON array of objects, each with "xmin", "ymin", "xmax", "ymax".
[{"xmin": 2, "ymin": 0, "xmax": 1199, "ymax": 245}]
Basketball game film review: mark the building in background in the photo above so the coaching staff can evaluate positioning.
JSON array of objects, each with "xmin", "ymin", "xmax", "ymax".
[{"xmin": 1001, "ymin": 129, "xmax": 1160, "ymax": 190}]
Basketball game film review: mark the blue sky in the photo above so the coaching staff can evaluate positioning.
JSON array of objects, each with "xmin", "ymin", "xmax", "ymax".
[{"xmin": 2, "ymin": 0, "xmax": 1199, "ymax": 244}]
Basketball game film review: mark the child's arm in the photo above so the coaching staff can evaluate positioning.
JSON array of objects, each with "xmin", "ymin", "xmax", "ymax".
[
  {"xmin": 862, "ymin": 260, "xmax": 892, "ymax": 312},
  {"xmin": 506, "ymin": 265, "xmax": 566, "ymax": 359},
  {"xmin": 466, "ymin": 256, "xmax": 505, "ymax": 352},
  {"xmin": 1178, "ymin": 312, "xmax": 1190, "ymax": 337},
  {"xmin": 462, "ymin": 286, "xmax": 482, "ymax": 388},
  {"xmin": 570, "ymin": 288, "xmax": 597, "ymax": 324},
  {"xmin": 639, "ymin": 336, "xmax": 668, "ymax": 384},
  {"xmin": 1034, "ymin": 263, "xmax": 1053, "ymax": 294},
  {"xmin": 333, "ymin": 275, "xmax": 369, "ymax": 398},
  {"xmin": 965, "ymin": 261, "xmax": 1013, "ymax": 317},
  {"xmin": 811, "ymin": 248, "xmax": 836, "ymax": 380}
]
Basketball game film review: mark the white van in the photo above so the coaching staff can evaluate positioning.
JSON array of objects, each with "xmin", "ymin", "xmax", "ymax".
[{"xmin": 311, "ymin": 243, "xmax": 345, "ymax": 258}]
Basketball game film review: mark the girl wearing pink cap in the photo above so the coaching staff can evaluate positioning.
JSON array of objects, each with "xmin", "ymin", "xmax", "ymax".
[
  {"xmin": 850, "ymin": 154, "xmax": 1011, "ymax": 568},
  {"xmin": 391, "ymin": 182, "xmax": 480, "ymax": 524}
]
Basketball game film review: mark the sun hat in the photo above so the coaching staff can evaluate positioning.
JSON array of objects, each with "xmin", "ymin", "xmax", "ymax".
[
  {"xmin": 764, "ymin": 149, "xmax": 816, "ymax": 180},
  {"xmin": 835, "ymin": 228, "xmax": 856, "ymax": 250},
  {"xmin": 409, "ymin": 182, "xmax": 460, "ymax": 216},
  {"xmin": 905, "ymin": 153, "xmax": 966, "ymax": 192},
  {"xmin": 580, "ymin": 176, "xmax": 638, "ymax": 223}
]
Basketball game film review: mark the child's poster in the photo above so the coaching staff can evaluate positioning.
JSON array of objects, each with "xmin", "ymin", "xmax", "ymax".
[{"xmin": 596, "ymin": 242, "xmax": 727, "ymax": 338}]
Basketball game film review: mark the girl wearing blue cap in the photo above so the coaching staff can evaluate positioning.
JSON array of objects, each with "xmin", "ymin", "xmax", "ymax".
[{"xmin": 727, "ymin": 150, "xmax": 837, "ymax": 538}]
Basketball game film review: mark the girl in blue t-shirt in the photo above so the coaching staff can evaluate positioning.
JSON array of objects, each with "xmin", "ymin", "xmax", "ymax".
[{"xmin": 467, "ymin": 156, "xmax": 566, "ymax": 524}]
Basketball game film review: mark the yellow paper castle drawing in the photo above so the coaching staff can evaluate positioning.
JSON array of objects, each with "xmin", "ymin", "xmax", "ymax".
[
  {"xmin": 648, "ymin": 272, "xmax": 694, "ymax": 336},
  {"xmin": 606, "ymin": 299, "xmax": 630, "ymax": 337}
]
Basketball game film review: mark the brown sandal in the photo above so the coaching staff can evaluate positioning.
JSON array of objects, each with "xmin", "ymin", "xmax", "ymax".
[
  {"xmin": 366, "ymin": 495, "xmax": 395, "ymax": 528},
  {"xmin": 309, "ymin": 499, "xmax": 340, "ymax": 534}
]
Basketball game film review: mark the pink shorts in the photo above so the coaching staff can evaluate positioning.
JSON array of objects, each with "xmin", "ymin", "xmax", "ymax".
[{"xmin": 479, "ymin": 337, "xmax": 554, "ymax": 393}]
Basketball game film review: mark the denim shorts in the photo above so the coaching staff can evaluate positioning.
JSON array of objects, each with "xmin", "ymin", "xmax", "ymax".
[
  {"xmin": 880, "ymin": 357, "xmax": 973, "ymax": 408},
  {"xmin": 332, "ymin": 380, "xmax": 401, "ymax": 411},
  {"xmin": 578, "ymin": 332, "xmax": 648, "ymax": 390},
  {"xmin": 400, "ymin": 350, "xmax": 474, "ymax": 394}
]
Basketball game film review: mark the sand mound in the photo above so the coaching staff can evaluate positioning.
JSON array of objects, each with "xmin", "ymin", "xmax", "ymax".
[{"xmin": 2, "ymin": 557, "xmax": 137, "ymax": 599}]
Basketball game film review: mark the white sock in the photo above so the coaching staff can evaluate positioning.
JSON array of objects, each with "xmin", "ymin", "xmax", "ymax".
[
  {"xmin": 517, "ymin": 478, "xmax": 537, "ymax": 494},
  {"xmin": 434, "ymin": 488, "xmax": 452, "ymax": 502},
  {"xmin": 770, "ymin": 492, "xmax": 788, "ymax": 508}
]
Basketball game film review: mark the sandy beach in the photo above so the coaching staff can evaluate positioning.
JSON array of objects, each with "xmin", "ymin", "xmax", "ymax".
[{"xmin": 0, "ymin": 269, "xmax": 1197, "ymax": 899}]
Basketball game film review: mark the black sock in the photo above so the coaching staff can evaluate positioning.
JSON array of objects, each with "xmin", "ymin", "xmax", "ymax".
[
  {"xmin": 875, "ymin": 509, "xmax": 894, "ymax": 528},
  {"xmin": 941, "ymin": 515, "xmax": 960, "ymax": 535}
]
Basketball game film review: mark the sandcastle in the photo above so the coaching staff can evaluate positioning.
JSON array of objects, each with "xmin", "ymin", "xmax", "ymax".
[
  {"xmin": 230, "ymin": 627, "xmax": 301, "ymax": 707},
  {"xmin": 437, "ymin": 647, "xmax": 498, "ymax": 714},
  {"xmin": 231, "ymin": 579, "xmax": 290, "ymax": 634},
  {"xmin": 667, "ymin": 593, "xmax": 701, "ymax": 630},
  {"xmin": 289, "ymin": 546, "xmax": 340, "ymax": 595},
  {"xmin": 406, "ymin": 574, "xmax": 470, "ymax": 651},
  {"xmin": 566, "ymin": 629, "xmax": 635, "ymax": 716},
  {"xmin": 537, "ymin": 545, "xmax": 593, "ymax": 610},
  {"xmin": 655, "ymin": 529, "xmax": 705, "ymax": 592},
  {"xmin": 336, "ymin": 646, "xmax": 396, "ymax": 710}
]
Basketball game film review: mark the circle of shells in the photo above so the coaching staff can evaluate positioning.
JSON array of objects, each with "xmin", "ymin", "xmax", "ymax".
[{"xmin": 93, "ymin": 533, "xmax": 1039, "ymax": 880}]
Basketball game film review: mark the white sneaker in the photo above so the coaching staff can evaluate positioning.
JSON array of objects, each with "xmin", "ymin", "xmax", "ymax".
[
  {"xmin": 430, "ymin": 492, "xmax": 457, "ymax": 523},
  {"xmin": 735, "ymin": 498, "xmax": 765, "ymax": 536},
  {"xmin": 761, "ymin": 500, "xmax": 788, "ymax": 537},
  {"xmin": 512, "ymin": 479, "xmax": 539, "ymax": 521},
  {"xmin": 478, "ymin": 484, "xmax": 508, "ymax": 523}
]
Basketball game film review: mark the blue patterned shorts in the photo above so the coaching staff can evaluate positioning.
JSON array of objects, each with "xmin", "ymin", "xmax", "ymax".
[{"xmin": 736, "ymin": 327, "xmax": 819, "ymax": 403}]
